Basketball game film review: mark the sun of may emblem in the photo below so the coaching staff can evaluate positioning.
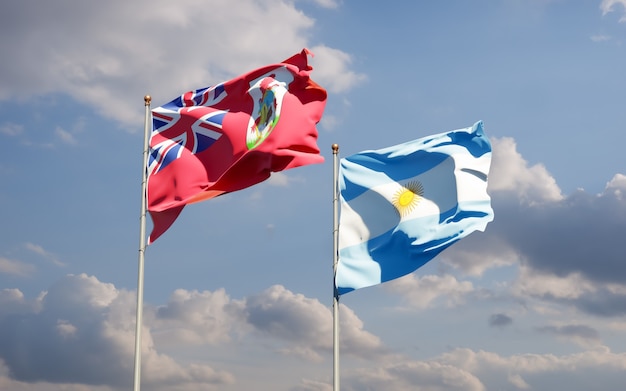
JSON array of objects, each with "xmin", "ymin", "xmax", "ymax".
[{"xmin": 391, "ymin": 180, "xmax": 424, "ymax": 217}]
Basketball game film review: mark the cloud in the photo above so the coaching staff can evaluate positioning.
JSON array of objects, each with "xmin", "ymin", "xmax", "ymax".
[
  {"xmin": 0, "ymin": 257, "xmax": 35, "ymax": 277},
  {"xmin": 438, "ymin": 136, "xmax": 564, "ymax": 276},
  {"xmin": 347, "ymin": 361, "xmax": 485, "ymax": 391},
  {"xmin": 601, "ymin": 0, "xmax": 626, "ymax": 22},
  {"xmin": 488, "ymin": 137, "xmax": 563, "ymax": 203},
  {"xmin": 510, "ymin": 265, "xmax": 626, "ymax": 318},
  {"xmin": 439, "ymin": 235, "xmax": 519, "ymax": 277},
  {"xmin": 245, "ymin": 285, "xmax": 332, "ymax": 357},
  {"xmin": 386, "ymin": 274, "xmax": 476, "ymax": 309},
  {"xmin": 0, "ymin": 360, "xmax": 114, "ymax": 391},
  {"xmin": 267, "ymin": 172, "xmax": 291, "ymax": 187},
  {"xmin": 266, "ymin": 171, "xmax": 312, "ymax": 188},
  {"xmin": 511, "ymin": 266, "xmax": 596, "ymax": 300},
  {"xmin": 244, "ymin": 285, "xmax": 387, "ymax": 361},
  {"xmin": 489, "ymin": 313, "xmax": 513, "ymax": 328},
  {"xmin": 0, "ymin": 274, "xmax": 234, "ymax": 390},
  {"xmin": 306, "ymin": 0, "xmax": 340, "ymax": 9},
  {"xmin": 0, "ymin": 122, "xmax": 23, "ymax": 136},
  {"xmin": 308, "ymin": 45, "xmax": 368, "ymax": 94},
  {"xmin": 0, "ymin": 276, "xmax": 389, "ymax": 389},
  {"xmin": 535, "ymin": 324, "xmax": 600, "ymax": 347},
  {"xmin": 591, "ymin": 34, "xmax": 612, "ymax": 42},
  {"xmin": 291, "ymin": 378, "xmax": 333, "ymax": 391},
  {"xmin": 0, "ymin": 1, "xmax": 359, "ymax": 129},
  {"xmin": 0, "ymin": 289, "xmax": 38, "ymax": 317},
  {"xmin": 24, "ymin": 242, "xmax": 66, "ymax": 267},
  {"xmin": 434, "ymin": 136, "xmax": 626, "ymax": 317},
  {"xmin": 342, "ymin": 134, "xmax": 625, "ymax": 323},
  {"xmin": 55, "ymin": 126, "xmax": 78, "ymax": 145},
  {"xmin": 495, "ymin": 175, "xmax": 626, "ymax": 288},
  {"xmin": 151, "ymin": 288, "xmax": 245, "ymax": 346},
  {"xmin": 436, "ymin": 346, "xmax": 626, "ymax": 390}
]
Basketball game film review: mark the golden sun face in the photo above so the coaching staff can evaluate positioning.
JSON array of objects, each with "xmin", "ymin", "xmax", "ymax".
[{"xmin": 392, "ymin": 180, "xmax": 424, "ymax": 217}]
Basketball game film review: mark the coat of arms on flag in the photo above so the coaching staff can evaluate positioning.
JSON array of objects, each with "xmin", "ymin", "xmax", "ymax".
[{"xmin": 146, "ymin": 49, "xmax": 327, "ymax": 244}]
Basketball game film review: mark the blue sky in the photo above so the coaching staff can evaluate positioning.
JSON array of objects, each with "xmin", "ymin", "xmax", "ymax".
[{"xmin": 1, "ymin": 1, "xmax": 626, "ymax": 390}]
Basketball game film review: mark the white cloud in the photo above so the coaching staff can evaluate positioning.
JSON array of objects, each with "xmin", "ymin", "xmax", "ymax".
[
  {"xmin": 508, "ymin": 373, "xmax": 530, "ymax": 389},
  {"xmin": 0, "ymin": 359, "xmax": 114, "ymax": 391},
  {"xmin": 0, "ymin": 274, "xmax": 235, "ymax": 390},
  {"xmin": 0, "ymin": 277, "xmax": 388, "ymax": 390},
  {"xmin": 440, "ymin": 235, "xmax": 519, "ymax": 277},
  {"xmin": 436, "ymin": 346, "xmax": 626, "ymax": 390},
  {"xmin": 267, "ymin": 172, "xmax": 291, "ymax": 187},
  {"xmin": 291, "ymin": 378, "xmax": 333, "ymax": 391},
  {"xmin": 605, "ymin": 173, "xmax": 626, "ymax": 199},
  {"xmin": 535, "ymin": 323, "xmax": 601, "ymax": 348},
  {"xmin": 0, "ymin": 289, "xmax": 35, "ymax": 317},
  {"xmin": 347, "ymin": 360, "xmax": 485, "ymax": 391},
  {"xmin": 56, "ymin": 319, "xmax": 78, "ymax": 338},
  {"xmin": 448, "ymin": 137, "xmax": 626, "ymax": 317},
  {"xmin": 24, "ymin": 242, "xmax": 66, "ymax": 267},
  {"xmin": 0, "ymin": 257, "xmax": 35, "ymax": 277},
  {"xmin": 490, "ymin": 174, "xmax": 626, "ymax": 296},
  {"xmin": 489, "ymin": 137, "xmax": 563, "ymax": 204},
  {"xmin": 304, "ymin": 0, "xmax": 340, "ymax": 9},
  {"xmin": 601, "ymin": 0, "xmax": 626, "ymax": 22},
  {"xmin": 151, "ymin": 288, "xmax": 245, "ymax": 346},
  {"xmin": 591, "ymin": 34, "xmax": 612, "ymax": 42},
  {"xmin": 0, "ymin": 0, "xmax": 359, "ymax": 129},
  {"xmin": 244, "ymin": 285, "xmax": 386, "ymax": 360},
  {"xmin": 0, "ymin": 122, "xmax": 23, "ymax": 136},
  {"xmin": 55, "ymin": 126, "xmax": 78, "ymax": 145},
  {"xmin": 386, "ymin": 274, "xmax": 475, "ymax": 309},
  {"xmin": 308, "ymin": 45, "xmax": 368, "ymax": 93},
  {"xmin": 512, "ymin": 266, "xmax": 596, "ymax": 300},
  {"xmin": 337, "ymin": 303, "xmax": 389, "ymax": 358}
]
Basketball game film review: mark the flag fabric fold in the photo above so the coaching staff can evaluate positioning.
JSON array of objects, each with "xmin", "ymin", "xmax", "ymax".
[
  {"xmin": 147, "ymin": 49, "xmax": 327, "ymax": 243},
  {"xmin": 335, "ymin": 121, "xmax": 493, "ymax": 295}
]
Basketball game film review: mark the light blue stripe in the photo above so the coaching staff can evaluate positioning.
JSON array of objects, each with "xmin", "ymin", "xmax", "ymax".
[
  {"xmin": 337, "ymin": 199, "xmax": 492, "ymax": 295},
  {"xmin": 336, "ymin": 121, "xmax": 493, "ymax": 295},
  {"xmin": 340, "ymin": 121, "xmax": 490, "ymax": 202}
]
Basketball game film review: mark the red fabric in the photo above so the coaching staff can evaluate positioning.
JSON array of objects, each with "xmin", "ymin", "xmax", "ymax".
[{"xmin": 147, "ymin": 49, "xmax": 327, "ymax": 243}]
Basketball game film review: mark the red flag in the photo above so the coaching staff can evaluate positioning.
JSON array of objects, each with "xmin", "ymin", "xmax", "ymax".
[{"xmin": 146, "ymin": 49, "xmax": 327, "ymax": 243}]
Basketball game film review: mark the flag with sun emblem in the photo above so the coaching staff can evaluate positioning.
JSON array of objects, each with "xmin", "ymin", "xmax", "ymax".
[
  {"xmin": 335, "ymin": 121, "xmax": 493, "ymax": 295},
  {"xmin": 147, "ymin": 49, "xmax": 327, "ymax": 244}
]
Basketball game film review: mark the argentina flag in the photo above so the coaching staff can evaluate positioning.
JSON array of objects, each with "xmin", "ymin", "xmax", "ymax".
[{"xmin": 336, "ymin": 121, "xmax": 493, "ymax": 295}]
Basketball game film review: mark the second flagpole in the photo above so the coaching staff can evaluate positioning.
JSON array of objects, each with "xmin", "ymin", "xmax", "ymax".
[{"xmin": 332, "ymin": 143, "xmax": 340, "ymax": 391}]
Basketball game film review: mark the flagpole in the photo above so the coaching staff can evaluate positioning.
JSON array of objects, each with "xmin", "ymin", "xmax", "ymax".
[
  {"xmin": 332, "ymin": 143, "xmax": 340, "ymax": 391},
  {"xmin": 133, "ymin": 95, "xmax": 151, "ymax": 391}
]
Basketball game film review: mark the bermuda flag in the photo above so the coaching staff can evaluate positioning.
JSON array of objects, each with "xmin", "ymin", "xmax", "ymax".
[{"xmin": 147, "ymin": 49, "xmax": 327, "ymax": 243}]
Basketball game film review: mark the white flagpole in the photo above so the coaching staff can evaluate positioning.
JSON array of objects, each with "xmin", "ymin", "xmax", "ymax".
[
  {"xmin": 332, "ymin": 144, "xmax": 340, "ymax": 391},
  {"xmin": 133, "ymin": 95, "xmax": 151, "ymax": 391}
]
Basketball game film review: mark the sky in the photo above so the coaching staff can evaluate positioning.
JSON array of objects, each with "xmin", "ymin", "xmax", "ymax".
[{"xmin": 1, "ymin": 0, "xmax": 626, "ymax": 390}]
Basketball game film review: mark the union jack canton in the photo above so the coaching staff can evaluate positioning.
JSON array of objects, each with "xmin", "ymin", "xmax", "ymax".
[{"xmin": 149, "ymin": 84, "xmax": 228, "ymax": 176}]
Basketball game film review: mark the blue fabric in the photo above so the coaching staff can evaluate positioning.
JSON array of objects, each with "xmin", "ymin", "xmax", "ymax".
[{"xmin": 335, "ymin": 121, "xmax": 494, "ymax": 295}]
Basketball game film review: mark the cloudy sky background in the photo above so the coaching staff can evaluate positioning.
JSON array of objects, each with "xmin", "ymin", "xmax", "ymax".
[{"xmin": 1, "ymin": 0, "xmax": 626, "ymax": 390}]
